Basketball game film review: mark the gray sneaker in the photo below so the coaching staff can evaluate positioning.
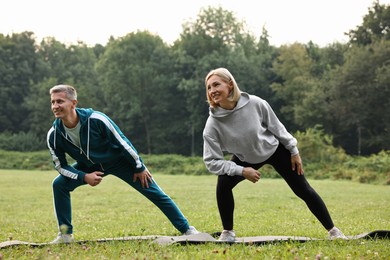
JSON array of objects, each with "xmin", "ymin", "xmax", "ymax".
[
  {"xmin": 218, "ymin": 230, "xmax": 236, "ymax": 242},
  {"xmin": 328, "ymin": 227, "xmax": 347, "ymax": 239},
  {"xmin": 183, "ymin": 226, "xmax": 200, "ymax": 235},
  {"xmin": 50, "ymin": 233, "xmax": 75, "ymax": 244}
]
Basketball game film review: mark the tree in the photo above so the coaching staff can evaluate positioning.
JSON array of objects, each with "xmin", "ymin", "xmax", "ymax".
[
  {"xmin": 174, "ymin": 6, "xmax": 264, "ymax": 155},
  {"xmin": 96, "ymin": 31, "xmax": 179, "ymax": 154},
  {"xmin": 0, "ymin": 32, "xmax": 42, "ymax": 133},
  {"xmin": 271, "ymin": 43, "xmax": 315, "ymax": 130},
  {"xmin": 348, "ymin": 0, "xmax": 390, "ymax": 45},
  {"xmin": 37, "ymin": 38, "xmax": 102, "ymax": 109},
  {"xmin": 328, "ymin": 41, "xmax": 390, "ymax": 154},
  {"xmin": 23, "ymin": 78, "xmax": 58, "ymax": 140},
  {"xmin": 293, "ymin": 43, "xmax": 348, "ymax": 132},
  {"xmin": 21, "ymin": 38, "xmax": 102, "ymax": 140}
]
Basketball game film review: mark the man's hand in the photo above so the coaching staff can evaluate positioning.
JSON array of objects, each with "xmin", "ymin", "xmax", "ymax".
[
  {"xmin": 291, "ymin": 154, "xmax": 304, "ymax": 175},
  {"xmin": 133, "ymin": 169, "xmax": 153, "ymax": 188},
  {"xmin": 242, "ymin": 167, "xmax": 261, "ymax": 183},
  {"xmin": 84, "ymin": 171, "xmax": 104, "ymax": 186}
]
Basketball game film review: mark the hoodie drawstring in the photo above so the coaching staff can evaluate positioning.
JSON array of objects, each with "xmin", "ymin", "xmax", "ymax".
[
  {"xmin": 54, "ymin": 126, "xmax": 57, "ymax": 149},
  {"xmin": 87, "ymin": 117, "xmax": 90, "ymax": 160}
]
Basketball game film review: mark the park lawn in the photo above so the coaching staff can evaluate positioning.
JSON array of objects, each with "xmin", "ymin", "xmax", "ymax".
[{"xmin": 0, "ymin": 169, "xmax": 389, "ymax": 259}]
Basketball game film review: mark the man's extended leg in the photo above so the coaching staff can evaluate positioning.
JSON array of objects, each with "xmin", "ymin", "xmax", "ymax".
[{"xmin": 114, "ymin": 166, "xmax": 191, "ymax": 234}]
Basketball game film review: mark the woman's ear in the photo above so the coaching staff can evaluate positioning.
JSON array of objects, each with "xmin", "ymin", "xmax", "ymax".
[{"xmin": 229, "ymin": 81, "xmax": 234, "ymax": 93}]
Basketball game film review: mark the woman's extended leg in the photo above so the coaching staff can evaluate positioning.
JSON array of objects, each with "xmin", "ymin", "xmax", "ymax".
[{"xmin": 266, "ymin": 145, "xmax": 334, "ymax": 230}]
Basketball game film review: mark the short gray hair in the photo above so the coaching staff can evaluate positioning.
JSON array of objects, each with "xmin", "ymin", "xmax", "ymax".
[{"xmin": 50, "ymin": 84, "xmax": 77, "ymax": 101}]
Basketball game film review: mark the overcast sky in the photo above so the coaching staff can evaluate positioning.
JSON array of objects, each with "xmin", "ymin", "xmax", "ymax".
[{"xmin": 1, "ymin": 0, "xmax": 389, "ymax": 46}]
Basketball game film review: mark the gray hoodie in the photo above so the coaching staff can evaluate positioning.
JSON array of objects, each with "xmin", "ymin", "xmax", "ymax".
[{"xmin": 203, "ymin": 92, "xmax": 298, "ymax": 176}]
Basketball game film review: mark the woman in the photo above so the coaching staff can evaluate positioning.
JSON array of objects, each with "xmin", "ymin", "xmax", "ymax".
[{"xmin": 202, "ymin": 68, "xmax": 346, "ymax": 242}]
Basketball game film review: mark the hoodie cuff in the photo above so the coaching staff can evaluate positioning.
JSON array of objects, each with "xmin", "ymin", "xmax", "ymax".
[
  {"xmin": 234, "ymin": 166, "xmax": 244, "ymax": 176},
  {"xmin": 134, "ymin": 165, "xmax": 146, "ymax": 173},
  {"xmin": 290, "ymin": 147, "xmax": 299, "ymax": 156},
  {"xmin": 78, "ymin": 171, "xmax": 87, "ymax": 184}
]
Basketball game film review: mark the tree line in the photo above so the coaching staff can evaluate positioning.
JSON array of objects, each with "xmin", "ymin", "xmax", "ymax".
[{"xmin": 0, "ymin": 1, "xmax": 389, "ymax": 156}]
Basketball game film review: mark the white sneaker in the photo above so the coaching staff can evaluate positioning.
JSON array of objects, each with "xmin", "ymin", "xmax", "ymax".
[
  {"xmin": 328, "ymin": 227, "xmax": 347, "ymax": 239},
  {"xmin": 50, "ymin": 233, "xmax": 75, "ymax": 244},
  {"xmin": 183, "ymin": 226, "xmax": 200, "ymax": 235},
  {"xmin": 218, "ymin": 230, "xmax": 236, "ymax": 242}
]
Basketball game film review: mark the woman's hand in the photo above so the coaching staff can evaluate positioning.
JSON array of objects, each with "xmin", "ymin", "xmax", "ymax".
[
  {"xmin": 242, "ymin": 167, "xmax": 261, "ymax": 183},
  {"xmin": 291, "ymin": 154, "xmax": 304, "ymax": 175}
]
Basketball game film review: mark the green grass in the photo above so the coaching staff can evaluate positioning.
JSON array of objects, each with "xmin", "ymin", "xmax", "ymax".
[{"xmin": 0, "ymin": 169, "xmax": 389, "ymax": 259}]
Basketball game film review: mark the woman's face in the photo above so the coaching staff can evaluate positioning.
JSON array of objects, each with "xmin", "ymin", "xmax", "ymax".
[{"xmin": 206, "ymin": 74, "xmax": 233, "ymax": 109}]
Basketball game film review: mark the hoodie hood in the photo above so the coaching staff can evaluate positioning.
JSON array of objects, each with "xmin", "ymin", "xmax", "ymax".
[
  {"xmin": 53, "ymin": 108, "xmax": 94, "ymax": 129},
  {"xmin": 52, "ymin": 108, "xmax": 94, "ymax": 159},
  {"xmin": 209, "ymin": 92, "xmax": 250, "ymax": 118}
]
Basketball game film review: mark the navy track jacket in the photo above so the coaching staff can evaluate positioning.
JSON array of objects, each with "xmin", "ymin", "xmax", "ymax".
[{"xmin": 47, "ymin": 108, "xmax": 145, "ymax": 184}]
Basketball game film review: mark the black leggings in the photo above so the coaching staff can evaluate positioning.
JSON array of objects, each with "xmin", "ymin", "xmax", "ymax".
[{"xmin": 216, "ymin": 144, "xmax": 334, "ymax": 231}]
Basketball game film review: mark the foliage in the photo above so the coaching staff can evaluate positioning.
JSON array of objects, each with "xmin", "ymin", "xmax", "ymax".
[
  {"xmin": 0, "ymin": 32, "xmax": 44, "ymax": 133},
  {"xmin": 143, "ymin": 153, "xmax": 208, "ymax": 175},
  {"xmin": 339, "ymin": 150, "xmax": 390, "ymax": 185},
  {"xmin": 1, "ymin": 171, "xmax": 389, "ymax": 259},
  {"xmin": 0, "ymin": 132, "xmax": 46, "ymax": 152},
  {"xmin": 0, "ymin": 149, "xmax": 51, "ymax": 169},
  {"xmin": 181, "ymin": 6, "xmax": 251, "ymax": 48},
  {"xmin": 175, "ymin": 6, "xmax": 258, "ymax": 155},
  {"xmin": 348, "ymin": 0, "xmax": 390, "ymax": 45},
  {"xmin": 1, "ymin": 3, "xmax": 390, "ymax": 156},
  {"xmin": 96, "ymin": 31, "xmax": 186, "ymax": 155},
  {"xmin": 0, "ymin": 134, "xmax": 388, "ymax": 185},
  {"xmin": 327, "ymin": 40, "xmax": 390, "ymax": 154},
  {"xmin": 271, "ymin": 43, "xmax": 316, "ymax": 129},
  {"xmin": 295, "ymin": 126, "xmax": 348, "ymax": 165}
]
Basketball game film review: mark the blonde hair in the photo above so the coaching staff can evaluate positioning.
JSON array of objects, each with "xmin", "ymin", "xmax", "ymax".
[
  {"xmin": 50, "ymin": 84, "xmax": 77, "ymax": 101},
  {"xmin": 205, "ymin": 68, "xmax": 241, "ymax": 108}
]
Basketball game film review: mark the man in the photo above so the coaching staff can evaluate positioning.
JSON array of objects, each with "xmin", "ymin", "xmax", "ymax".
[{"xmin": 47, "ymin": 84, "xmax": 199, "ymax": 243}]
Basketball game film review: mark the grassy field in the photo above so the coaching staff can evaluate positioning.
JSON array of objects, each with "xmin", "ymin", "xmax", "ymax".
[{"xmin": 0, "ymin": 169, "xmax": 389, "ymax": 259}]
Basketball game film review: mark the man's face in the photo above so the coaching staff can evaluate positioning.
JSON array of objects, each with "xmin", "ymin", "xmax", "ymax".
[{"xmin": 51, "ymin": 92, "xmax": 76, "ymax": 119}]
